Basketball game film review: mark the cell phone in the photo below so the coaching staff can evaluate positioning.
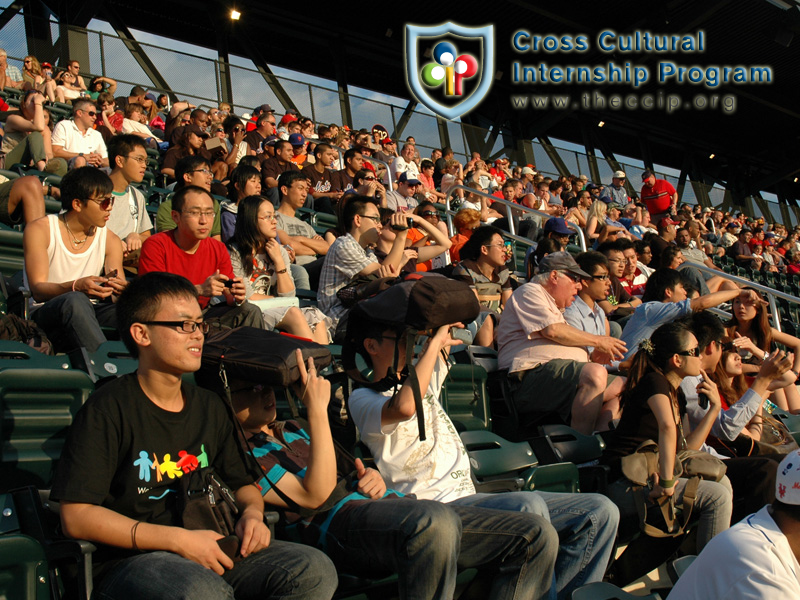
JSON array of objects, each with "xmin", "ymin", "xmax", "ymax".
[
  {"xmin": 698, "ymin": 393, "xmax": 709, "ymax": 410},
  {"xmin": 105, "ymin": 269, "xmax": 118, "ymax": 279},
  {"xmin": 450, "ymin": 328, "xmax": 473, "ymax": 345},
  {"xmin": 223, "ymin": 279, "xmax": 234, "ymax": 289},
  {"xmin": 406, "ymin": 217, "xmax": 414, "ymax": 228}
]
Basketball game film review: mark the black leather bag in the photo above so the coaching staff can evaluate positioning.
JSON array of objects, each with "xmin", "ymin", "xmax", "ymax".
[
  {"xmin": 199, "ymin": 327, "xmax": 332, "ymax": 388},
  {"xmin": 177, "ymin": 467, "xmax": 241, "ymax": 559}
]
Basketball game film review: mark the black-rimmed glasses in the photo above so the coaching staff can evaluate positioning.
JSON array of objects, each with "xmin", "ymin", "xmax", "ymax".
[{"xmin": 141, "ymin": 320, "xmax": 210, "ymax": 334}]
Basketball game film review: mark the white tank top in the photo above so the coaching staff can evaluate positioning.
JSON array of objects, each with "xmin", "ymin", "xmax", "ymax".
[{"xmin": 25, "ymin": 214, "xmax": 108, "ymax": 310}]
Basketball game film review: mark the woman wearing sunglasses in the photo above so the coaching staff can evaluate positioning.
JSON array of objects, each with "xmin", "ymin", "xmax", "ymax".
[
  {"xmin": 602, "ymin": 320, "xmax": 732, "ymax": 557},
  {"xmin": 23, "ymin": 167, "xmax": 126, "ymax": 353}
]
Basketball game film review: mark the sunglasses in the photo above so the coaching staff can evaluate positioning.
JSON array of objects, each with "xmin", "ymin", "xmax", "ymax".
[
  {"xmin": 676, "ymin": 347, "xmax": 699, "ymax": 357},
  {"xmin": 421, "ymin": 211, "xmax": 439, "ymax": 218},
  {"xmin": 87, "ymin": 195, "xmax": 114, "ymax": 210}
]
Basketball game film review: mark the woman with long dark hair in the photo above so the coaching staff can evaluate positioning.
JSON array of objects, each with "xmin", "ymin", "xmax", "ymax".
[
  {"xmin": 603, "ymin": 320, "xmax": 732, "ymax": 552},
  {"xmin": 726, "ymin": 288, "xmax": 800, "ymax": 412},
  {"xmin": 227, "ymin": 195, "xmax": 329, "ymax": 344},
  {"xmin": 221, "ymin": 164, "xmax": 262, "ymax": 243}
]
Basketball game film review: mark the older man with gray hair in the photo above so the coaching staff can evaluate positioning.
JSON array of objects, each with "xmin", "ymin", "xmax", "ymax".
[{"xmin": 497, "ymin": 251, "xmax": 627, "ymax": 434}]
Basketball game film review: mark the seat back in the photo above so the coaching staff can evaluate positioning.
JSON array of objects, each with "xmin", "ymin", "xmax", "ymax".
[
  {"xmin": 0, "ymin": 368, "xmax": 94, "ymax": 490},
  {"xmin": 440, "ymin": 363, "xmax": 491, "ymax": 431}
]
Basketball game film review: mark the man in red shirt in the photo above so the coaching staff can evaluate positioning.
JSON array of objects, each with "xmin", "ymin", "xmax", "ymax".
[
  {"xmin": 139, "ymin": 185, "xmax": 264, "ymax": 329},
  {"xmin": 640, "ymin": 169, "xmax": 677, "ymax": 223}
]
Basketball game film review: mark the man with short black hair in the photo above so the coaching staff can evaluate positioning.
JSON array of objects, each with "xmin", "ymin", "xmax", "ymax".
[
  {"xmin": 640, "ymin": 169, "xmax": 678, "ymax": 222},
  {"xmin": 50, "ymin": 272, "xmax": 338, "ymax": 600},
  {"xmin": 317, "ymin": 196, "xmax": 409, "ymax": 331},
  {"xmin": 620, "ymin": 269, "xmax": 746, "ymax": 360},
  {"xmin": 300, "ymin": 142, "xmax": 342, "ymax": 213},
  {"xmin": 330, "ymin": 148, "xmax": 363, "ymax": 193},
  {"xmin": 276, "ymin": 170, "xmax": 330, "ymax": 265},
  {"xmin": 139, "ymin": 186, "xmax": 263, "ymax": 329},
  {"xmin": 23, "ymin": 167, "xmax": 125, "ymax": 352},
  {"xmin": 261, "ymin": 139, "xmax": 299, "ymax": 192},
  {"xmin": 107, "ymin": 135, "xmax": 153, "ymax": 267}
]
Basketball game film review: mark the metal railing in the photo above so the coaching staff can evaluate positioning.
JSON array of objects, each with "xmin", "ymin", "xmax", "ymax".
[
  {"xmin": 443, "ymin": 185, "xmax": 588, "ymax": 252},
  {"xmin": 690, "ymin": 262, "xmax": 800, "ymax": 334}
]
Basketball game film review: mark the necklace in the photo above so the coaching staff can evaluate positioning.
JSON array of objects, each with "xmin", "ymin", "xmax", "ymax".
[{"xmin": 61, "ymin": 213, "xmax": 89, "ymax": 247}]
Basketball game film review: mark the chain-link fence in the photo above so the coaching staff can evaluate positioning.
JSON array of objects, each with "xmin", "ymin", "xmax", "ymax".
[{"xmin": 0, "ymin": 10, "xmax": 789, "ymax": 223}]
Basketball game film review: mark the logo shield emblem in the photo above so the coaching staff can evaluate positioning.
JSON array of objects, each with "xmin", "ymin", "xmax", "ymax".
[{"xmin": 405, "ymin": 22, "xmax": 494, "ymax": 121}]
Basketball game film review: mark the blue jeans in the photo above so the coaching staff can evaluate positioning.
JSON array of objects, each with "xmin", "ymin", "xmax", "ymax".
[
  {"xmin": 325, "ymin": 497, "xmax": 557, "ymax": 600},
  {"xmin": 450, "ymin": 491, "xmax": 619, "ymax": 600},
  {"xmin": 93, "ymin": 540, "xmax": 338, "ymax": 600},
  {"xmin": 31, "ymin": 291, "xmax": 117, "ymax": 353}
]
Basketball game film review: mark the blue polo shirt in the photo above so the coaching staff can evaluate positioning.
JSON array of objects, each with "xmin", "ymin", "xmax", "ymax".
[{"xmin": 564, "ymin": 295, "xmax": 607, "ymax": 355}]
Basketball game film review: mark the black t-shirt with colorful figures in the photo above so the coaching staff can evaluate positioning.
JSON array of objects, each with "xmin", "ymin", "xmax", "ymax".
[{"xmin": 51, "ymin": 373, "xmax": 253, "ymax": 574}]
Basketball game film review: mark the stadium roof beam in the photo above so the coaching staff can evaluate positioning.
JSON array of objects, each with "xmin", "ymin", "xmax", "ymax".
[
  {"xmin": 234, "ymin": 20, "xmax": 298, "ymax": 115},
  {"xmin": 392, "ymin": 100, "xmax": 417, "ymax": 140},
  {"xmin": 537, "ymin": 136, "xmax": 571, "ymax": 178},
  {"xmin": 100, "ymin": 4, "xmax": 173, "ymax": 96}
]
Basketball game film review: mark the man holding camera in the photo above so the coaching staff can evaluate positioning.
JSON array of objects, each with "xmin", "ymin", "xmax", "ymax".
[
  {"xmin": 317, "ymin": 196, "xmax": 409, "ymax": 332},
  {"xmin": 139, "ymin": 185, "xmax": 263, "ymax": 329}
]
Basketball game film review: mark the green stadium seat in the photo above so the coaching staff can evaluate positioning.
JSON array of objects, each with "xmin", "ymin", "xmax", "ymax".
[
  {"xmin": 571, "ymin": 582, "xmax": 661, "ymax": 600},
  {"xmin": 0, "ymin": 533, "xmax": 50, "ymax": 600},
  {"xmin": 440, "ymin": 363, "xmax": 491, "ymax": 431},
  {"xmin": 0, "ymin": 368, "xmax": 94, "ymax": 490}
]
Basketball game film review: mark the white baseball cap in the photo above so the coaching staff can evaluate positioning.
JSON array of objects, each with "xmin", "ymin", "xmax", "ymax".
[
  {"xmin": 776, "ymin": 450, "xmax": 800, "ymax": 505},
  {"xmin": 613, "ymin": 170, "xmax": 626, "ymax": 179}
]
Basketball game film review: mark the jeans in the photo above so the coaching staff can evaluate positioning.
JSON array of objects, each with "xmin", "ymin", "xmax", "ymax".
[
  {"xmin": 93, "ymin": 541, "xmax": 338, "ymax": 600},
  {"xmin": 450, "ymin": 491, "xmax": 619, "ymax": 600},
  {"xmin": 607, "ymin": 475, "xmax": 732, "ymax": 553},
  {"xmin": 325, "ymin": 497, "xmax": 557, "ymax": 600},
  {"xmin": 31, "ymin": 291, "xmax": 117, "ymax": 353},
  {"xmin": 204, "ymin": 301, "xmax": 265, "ymax": 329}
]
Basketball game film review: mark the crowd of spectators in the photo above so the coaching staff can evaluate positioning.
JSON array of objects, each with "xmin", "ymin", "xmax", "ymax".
[{"xmin": 4, "ymin": 50, "xmax": 800, "ymax": 598}]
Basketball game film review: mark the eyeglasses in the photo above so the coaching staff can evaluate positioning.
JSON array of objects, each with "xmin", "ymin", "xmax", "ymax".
[
  {"xmin": 559, "ymin": 271, "xmax": 584, "ymax": 283},
  {"xmin": 676, "ymin": 347, "xmax": 699, "ymax": 357},
  {"xmin": 362, "ymin": 176, "xmax": 376, "ymax": 181},
  {"xmin": 258, "ymin": 214, "xmax": 277, "ymax": 221},
  {"xmin": 589, "ymin": 274, "xmax": 610, "ymax": 281},
  {"xmin": 421, "ymin": 211, "xmax": 439, "ymax": 218},
  {"xmin": 232, "ymin": 127, "xmax": 244, "ymax": 132},
  {"xmin": 607, "ymin": 258, "xmax": 623, "ymax": 263},
  {"xmin": 181, "ymin": 118, "xmax": 191, "ymax": 124},
  {"xmin": 141, "ymin": 320, "xmax": 210, "ymax": 334},
  {"xmin": 23, "ymin": 60, "xmax": 31, "ymax": 64},
  {"xmin": 181, "ymin": 210, "xmax": 216, "ymax": 219},
  {"xmin": 87, "ymin": 195, "xmax": 114, "ymax": 210},
  {"xmin": 189, "ymin": 168, "xmax": 213, "ymax": 175},
  {"xmin": 361, "ymin": 214, "xmax": 381, "ymax": 223},
  {"xmin": 484, "ymin": 243, "xmax": 505, "ymax": 249},
  {"xmin": 125, "ymin": 155, "xmax": 147, "ymax": 165}
]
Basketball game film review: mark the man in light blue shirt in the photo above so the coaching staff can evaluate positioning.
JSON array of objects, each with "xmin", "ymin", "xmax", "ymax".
[
  {"xmin": 565, "ymin": 251, "xmax": 622, "ymax": 356},
  {"xmin": 620, "ymin": 268, "xmax": 745, "ymax": 361}
]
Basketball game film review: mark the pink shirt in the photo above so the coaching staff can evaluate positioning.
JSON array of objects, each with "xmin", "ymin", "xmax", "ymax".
[{"xmin": 497, "ymin": 282, "xmax": 589, "ymax": 373}]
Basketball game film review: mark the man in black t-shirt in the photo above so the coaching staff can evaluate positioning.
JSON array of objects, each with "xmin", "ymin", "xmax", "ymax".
[{"xmin": 50, "ymin": 272, "xmax": 337, "ymax": 600}]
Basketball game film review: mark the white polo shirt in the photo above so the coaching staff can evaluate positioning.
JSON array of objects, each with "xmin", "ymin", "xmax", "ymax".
[{"xmin": 52, "ymin": 119, "xmax": 108, "ymax": 158}]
